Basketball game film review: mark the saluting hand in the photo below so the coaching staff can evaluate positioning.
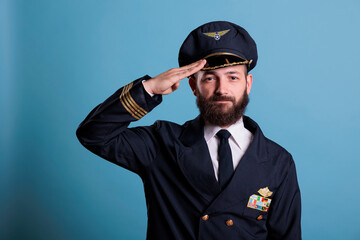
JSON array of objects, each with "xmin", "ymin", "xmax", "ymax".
[{"xmin": 143, "ymin": 59, "xmax": 206, "ymax": 95}]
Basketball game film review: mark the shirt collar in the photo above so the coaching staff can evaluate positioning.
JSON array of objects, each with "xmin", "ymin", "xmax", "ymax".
[{"xmin": 204, "ymin": 117, "xmax": 251, "ymax": 150}]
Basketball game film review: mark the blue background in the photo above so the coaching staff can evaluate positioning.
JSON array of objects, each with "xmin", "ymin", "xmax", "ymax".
[{"xmin": 1, "ymin": 0, "xmax": 360, "ymax": 239}]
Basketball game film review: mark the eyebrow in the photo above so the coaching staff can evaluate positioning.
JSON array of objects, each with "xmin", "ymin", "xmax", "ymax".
[
  {"xmin": 224, "ymin": 71, "xmax": 241, "ymax": 75},
  {"xmin": 203, "ymin": 70, "xmax": 241, "ymax": 75}
]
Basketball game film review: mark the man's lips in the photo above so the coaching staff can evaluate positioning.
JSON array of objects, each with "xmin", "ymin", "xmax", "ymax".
[
  {"xmin": 210, "ymin": 96, "xmax": 235, "ymax": 104},
  {"xmin": 211, "ymin": 95, "xmax": 234, "ymax": 100}
]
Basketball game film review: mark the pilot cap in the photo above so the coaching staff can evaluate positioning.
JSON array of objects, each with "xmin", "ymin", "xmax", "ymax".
[{"xmin": 178, "ymin": 21, "xmax": 258, "ymax": 72}]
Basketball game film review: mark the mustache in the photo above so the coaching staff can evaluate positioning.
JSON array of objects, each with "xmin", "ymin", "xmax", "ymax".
[{"xmin": 210, "ymin": 95, "xmax": 235, "ymax": 102}]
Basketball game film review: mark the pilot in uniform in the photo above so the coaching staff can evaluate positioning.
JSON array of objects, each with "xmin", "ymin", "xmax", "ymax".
[{"xmin": 76, "ymin": 21, "xmax": 302, "ymax": 240}]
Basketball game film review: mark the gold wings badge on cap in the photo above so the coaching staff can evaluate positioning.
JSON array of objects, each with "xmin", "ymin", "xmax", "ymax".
[
  {"xmin": 258, "ymin": 187, "xmax": 273, "ymax": 198},
  {"xmin": 203, "ymin": 29, "xmax": 230, "ymax": 40}
]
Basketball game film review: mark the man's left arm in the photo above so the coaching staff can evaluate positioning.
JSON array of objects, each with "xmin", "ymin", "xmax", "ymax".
[{"xmin": 267, "ymin": 158, "xmax": 302, "ymax": 240}]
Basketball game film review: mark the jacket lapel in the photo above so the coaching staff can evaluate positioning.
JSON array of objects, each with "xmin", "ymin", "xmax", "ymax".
[{"xmin": 175, "ymin": 116, "xmax": 221, "ymax": 203}]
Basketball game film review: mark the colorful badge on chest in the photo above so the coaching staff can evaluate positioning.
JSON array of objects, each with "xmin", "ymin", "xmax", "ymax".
[{"xmin": 247, "ymin": 194, "xmax": 272, "ymax": 212}]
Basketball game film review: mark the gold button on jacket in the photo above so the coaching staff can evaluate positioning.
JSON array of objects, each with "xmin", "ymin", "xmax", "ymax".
[
  {"xmin": 225, "ymin": 219, "xmax": 234, "ymax": 226},
  {"xmin": 201, "ymin": 215, "xmax": 209, "ymax": 221}
]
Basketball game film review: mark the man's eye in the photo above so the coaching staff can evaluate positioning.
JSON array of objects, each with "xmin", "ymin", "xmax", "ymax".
[
  {"xmin": 203, "ymin": 77, "xmax": 213, "ymax": 81},
  {"xmin": 230, "ymin": 76, "xmax": 238, "ymax": 80}
]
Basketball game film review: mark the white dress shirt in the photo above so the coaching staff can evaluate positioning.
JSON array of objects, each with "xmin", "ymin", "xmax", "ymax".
[{"xmin": 204, "ymin": 117, "xmax": 253, "ymax": 181}]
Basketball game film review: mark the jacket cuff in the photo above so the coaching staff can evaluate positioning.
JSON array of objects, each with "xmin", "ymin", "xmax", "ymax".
[{"xmin": 119, "ymin": 75, "xmax": 162, "ymax": 120}]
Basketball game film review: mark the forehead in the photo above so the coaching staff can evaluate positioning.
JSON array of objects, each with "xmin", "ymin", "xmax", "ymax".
[{"xmin": 196, "ymin": 64, "xmax": 247, "ymax": 77}]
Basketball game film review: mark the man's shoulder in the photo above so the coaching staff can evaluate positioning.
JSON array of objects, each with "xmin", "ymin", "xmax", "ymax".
[
  {"xmin": 244, "ymin": 116, "xmax": 294, "ymax": 164},
  {"xmin": 250, "ymin": 119, "xmax": 297, "ymax": 183},
  {"xmin": 260, "ymin": 133, "xmax": 296, "ymax": 179},
  {"xmin": 263, "ymin": 136, "xmax": 293, "ymax": 162}
]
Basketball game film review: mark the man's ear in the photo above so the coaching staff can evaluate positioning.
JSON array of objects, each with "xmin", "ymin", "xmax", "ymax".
[
  {"xmin": 246, "ymin": 73, "xmax": 253, "ymax": 95},
  {"xmin": 188, "ymin": 76, "xmax": 197, "ymax": 96}
]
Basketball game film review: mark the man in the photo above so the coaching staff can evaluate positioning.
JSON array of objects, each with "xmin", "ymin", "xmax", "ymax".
[{"xmin": 76, "ymin": 21, "xmax": 301, "ymax": 239}]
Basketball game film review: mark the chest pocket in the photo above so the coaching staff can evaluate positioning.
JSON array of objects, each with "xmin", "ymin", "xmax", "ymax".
[{"xmin": 223, "ymin": 200, "xmax": 269, "ymax": 239}]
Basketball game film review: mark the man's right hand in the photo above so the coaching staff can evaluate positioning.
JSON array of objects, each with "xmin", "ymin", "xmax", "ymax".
[{"xmin": 142, "ymin": 59, "xmax": 206, "ymax": 95}]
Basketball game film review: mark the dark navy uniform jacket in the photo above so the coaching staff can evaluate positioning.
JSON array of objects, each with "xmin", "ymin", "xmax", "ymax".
[{"xmin": 76, "ymin": 76, "xmax": 301, "ymax": 240}]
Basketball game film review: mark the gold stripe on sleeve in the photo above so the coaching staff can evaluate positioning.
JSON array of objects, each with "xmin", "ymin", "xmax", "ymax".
[
  {"xmin": 120, "ymin": 82, "xmax": 133, "ymax": 99},
  {"xmin": 124, "ymin": 91, "xmax": 147, "ymax": 117},
  {"xmin": 120, "ymin": 83, "xmax": 140, "ymax": 119},
  {"xmin": 122, "ymin": 91, "xmax": 143, "ymax": 119},
  {"xmin": 119, "ymin": 82, "xmax": 148, "ymax": 120}
]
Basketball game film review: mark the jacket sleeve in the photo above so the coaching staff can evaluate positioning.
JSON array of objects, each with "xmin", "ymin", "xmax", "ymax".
[
  {"xmin": 267, "ymin": 158, "xmax": 302, "ymax": 240},
  {"xmin": 76, "ymin": 75, "xmax": 162, "ymax": 176}
]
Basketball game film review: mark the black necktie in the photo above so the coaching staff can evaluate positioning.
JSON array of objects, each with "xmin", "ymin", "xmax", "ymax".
[{"xmin": 216, "ymin": 129, "xmax": 234, "ymax": 190}]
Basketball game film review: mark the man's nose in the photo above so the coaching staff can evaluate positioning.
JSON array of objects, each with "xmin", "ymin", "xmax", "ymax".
[{"xmin": 215, "ymin": 77, "xmax": 228, "ymax": 95}]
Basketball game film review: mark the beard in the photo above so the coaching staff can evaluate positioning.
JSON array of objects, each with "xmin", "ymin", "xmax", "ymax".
[{"xmin": 196, "ymin": 89, "xmax": 249, "ymax": 127}]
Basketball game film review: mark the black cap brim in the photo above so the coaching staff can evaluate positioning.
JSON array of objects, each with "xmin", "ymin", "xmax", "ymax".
[{"xmin": 201, "ymin": 52, "xmax": 253, "ymax": 71}]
